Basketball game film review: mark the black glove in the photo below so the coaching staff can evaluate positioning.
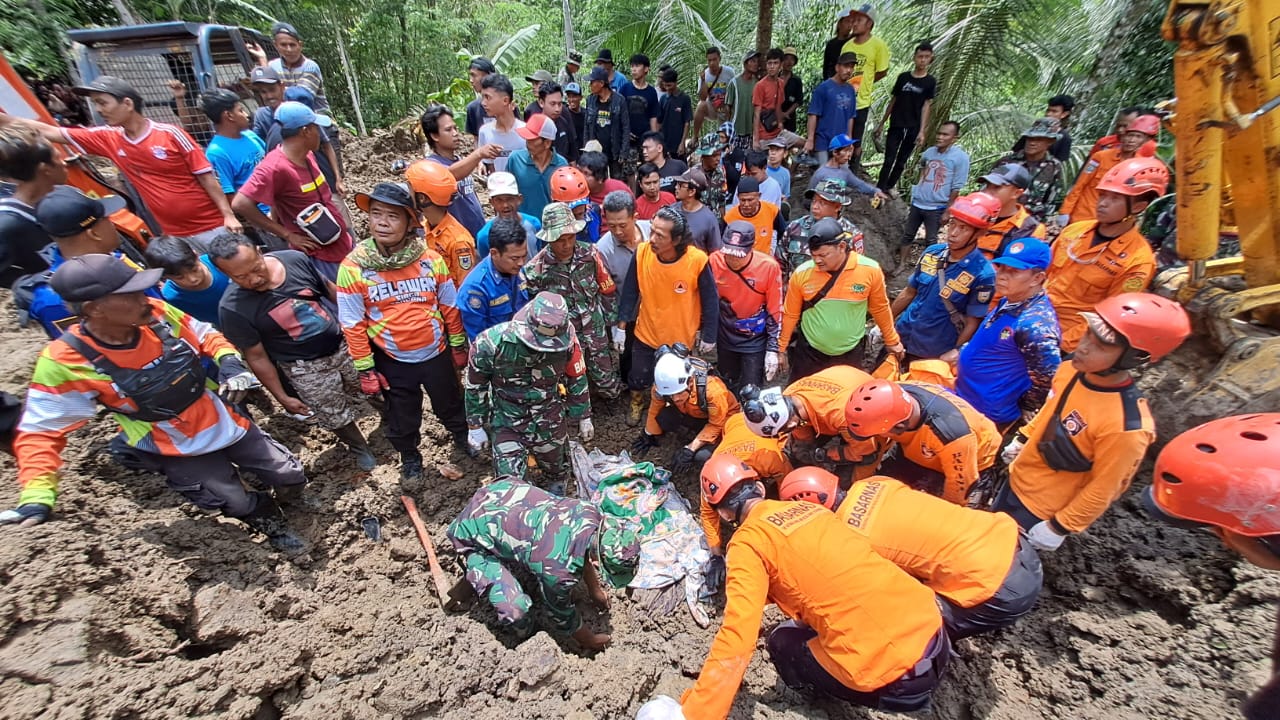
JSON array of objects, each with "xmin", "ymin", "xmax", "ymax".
[
  {"xmin": 0, "ymin": 503, "xmax": 51, "ymax": 526},
  {"xmin": 702, "ymin": 555, "xmax": 726, "ymax": 598},
  {"xmin": 217, "ymin": 353, "xmax": 249, "ymax": 381},
  {"xmin": 671, "ymin": 445, "xmax": 697, "ymax": 474},
  {"xmin": 631, "ymin": 432, "xmax": 660, "ymax": 456}
]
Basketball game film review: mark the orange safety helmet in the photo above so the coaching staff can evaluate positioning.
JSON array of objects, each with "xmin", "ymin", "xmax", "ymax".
[
  {"xmin": 405, "ymin": 159, "xmax": 457, "ymax": 208},
  {"xmin": 550, "ymin": 166, "xmax": 590, "ymax": 204},
  {"xmin": 1088, "ymin": 292, "xmax": 1190, "ymax": 369},
  {"xmin": 700, "ymin": 454, "xmax": 759, "ymax": 506},
  {"xmin": 1145, "ymin": 413, "xmax": 1280, "ymax": 536},
  {"xmin": 1096, "ymin": 156, "xmax": 1169, "ymax": 198},
  {"xmin": 778, "ymin": 467, "xmax": 841, "ymax": 510},
  {"xmin": 1126, "ymin": 114, "xmax": 1161, "ymax": 137},
  {"xmin": 844, "ymin": 380, "xmax": 914, "ymax": 439},
  {"xmin": 948, "ymin": 192, "xmax": 1002, "ymax": 230}
]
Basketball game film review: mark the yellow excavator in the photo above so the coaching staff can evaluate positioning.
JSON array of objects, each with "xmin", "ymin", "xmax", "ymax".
[{"xmin": 1156, "ymin": 0, "xmax": 1280, "ymax": 418}]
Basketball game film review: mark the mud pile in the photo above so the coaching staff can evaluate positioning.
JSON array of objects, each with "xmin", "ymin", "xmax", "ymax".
[{"xmin": 0, "ymin": 134, "xmax": 1274, "ymax": 720}]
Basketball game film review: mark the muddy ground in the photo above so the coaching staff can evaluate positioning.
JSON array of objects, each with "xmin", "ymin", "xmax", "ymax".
[{"xmin": 0, "ymin": 131, "xmax": 1275, "ymax": 720}]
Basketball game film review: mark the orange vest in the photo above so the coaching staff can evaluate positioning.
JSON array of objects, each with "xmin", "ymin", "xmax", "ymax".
[
  {"xmin": 1058, "ymin": 147, "xmax": 1126, "ymax": 224},
  {"xmin": 701, "ymin": 413, "xmax": 794, "ymax": 550},
  {"xmin": 724, "ymin": 201, "xmax": 780, "ymax": 255},
  {"xmin": 1045, "ymin": 221, "xmax": 1155, "ymax": 351},
  {"xmin": 633, "ymin": 242, "xmax": 709, "ymax": 349}
]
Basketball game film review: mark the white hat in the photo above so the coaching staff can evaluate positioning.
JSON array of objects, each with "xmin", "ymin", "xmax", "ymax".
[{"xmin": 488, "ymin": 172, "xmax": 520, "ymax": 197}]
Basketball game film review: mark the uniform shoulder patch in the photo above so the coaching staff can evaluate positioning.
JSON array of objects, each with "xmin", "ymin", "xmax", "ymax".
[{"xmin": 468, "ymin": 294, "xmax": 484, "ymax": 309}]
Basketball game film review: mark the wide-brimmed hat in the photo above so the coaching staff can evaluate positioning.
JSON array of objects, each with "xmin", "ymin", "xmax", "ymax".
[
  {"xmin": 355, "ymin": 182, "xmax": 415, "ymax": 214},
  {"xmin": 1022, "ymin": 117, "xmax": 1062, "ymax": 139},
  {"xmin": 512, "ymin": 291, "xmax": 573, "ymax": 352}
]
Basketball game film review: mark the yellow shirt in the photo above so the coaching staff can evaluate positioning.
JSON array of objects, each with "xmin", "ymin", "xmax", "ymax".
[{"xmin": 839, "ymin": 35, "xmax": 891, "ymax": 110}]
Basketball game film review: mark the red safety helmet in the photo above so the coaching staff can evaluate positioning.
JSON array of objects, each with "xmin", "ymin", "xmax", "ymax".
[
  {"xmin": 1126, "ymin": 114, "xmax": 1161, "ymax": 137},
  {"xmin": 1145, "ymin": 414, "xmax": 1280, "ymax": 536},
  {"xmin": 550, "ymin": 166, "xmax": 590, "ymax": 203},
  {"xmin": 778, "ymin": 467, "xmax": 841, "ymax": 510},
  {"xmin": 1096, "ymin": 156, "xmax": 1169, "ymax": 198},
  {"xmin": 405, "ymin": 159, "xmax": 457, "ymax": 208},
  {"xmin": 1089, "ymin": 292, "xmax": 1190, "ymax": 369},
  {"xmin": 700, "ymin": 454, "xmax": 759, "ymax": 506},
  {"xmin": 844, "ymin": 380, "xmax": 914, "ymax": 439},
  {"xmin": 948, "ymin": 192, "xmax": 1002, "ymax": 230}
]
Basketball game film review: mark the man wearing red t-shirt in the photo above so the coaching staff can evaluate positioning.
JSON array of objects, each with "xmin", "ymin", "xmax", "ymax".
[
  {"xmin": 752, "ymin": 49, "xmax": 787, "ymax": 147},
  {"xmin": 0, "ymin": 76, "xmax": 240, "ymax": 251},
  {"xmin": 232, "ymin": 102, "xmax": 354, "ymax": 282}
]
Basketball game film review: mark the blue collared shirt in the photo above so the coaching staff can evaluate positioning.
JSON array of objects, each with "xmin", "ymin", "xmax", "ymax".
[
  {"xmin": 476, "ymin": 213, "xmax": 542, "ymax": 255},
  {"xmin": 458, "ymin": 255, "xmax": 530, "ymax": 340},
  {"xmin": 956, "ymin": 289, "xmax": 1061, "ymax": 423},
  {"xmin": 898, "ymin": 243, "xmax": 995, "ymax": 359}
]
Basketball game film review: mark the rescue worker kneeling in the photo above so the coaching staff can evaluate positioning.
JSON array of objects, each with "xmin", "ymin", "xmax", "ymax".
[
  {"xmin": 779, "ymin": 468, "xmax": 1042, "ymax": 640},
  {"xmin": 740, "ymin": 364, "xmax": 876, "ymax": 474},
  {"xmin": 446, "ymin": 476, "xmax": 640, "ymax": 652},
  {"xmin": 844, "ymin": 378, "xmax": 1002, "ymax": 506},
  {"xmin": 678, "ymin": 456, "xmax": 951, "ymax": 718},
  {"xmin": 3, "ymin": 255, "xmax": 308, "ymax": 551},
  {"xmin": 632, "ymin": 344, "xmax": 740, "ymax": 474}
]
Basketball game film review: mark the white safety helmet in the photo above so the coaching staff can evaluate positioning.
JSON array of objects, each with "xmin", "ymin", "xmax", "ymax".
[
  {"xmin": 654, "ymin": 352, "xmax": 693, "ymax": 396},
  {"xmin": 743, "ymin": 387, "xmax": 792, "ymax": 438}
]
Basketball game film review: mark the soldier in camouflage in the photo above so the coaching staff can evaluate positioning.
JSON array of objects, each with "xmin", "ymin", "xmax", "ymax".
[
  {"xmin": 524, "ymin": 202, "xmax": 624, "ymax": 400},
  {"xmin": 991, "ymin": 117, "xmax": 1065, "ymax": 225},
  {"xmin": 693, "ymin": 139, "xmax": 730, "ymax": 219},
  {"xmin": 464, "ymin": 291, "xmax": 593, "ymax": 486},
  {"xmin": 446, "ymin": 476, "xmax": 641, "ymax": 651},
  {"xmin": 780, "ymin": 178, "xmax": 865, "ymax": 282}
]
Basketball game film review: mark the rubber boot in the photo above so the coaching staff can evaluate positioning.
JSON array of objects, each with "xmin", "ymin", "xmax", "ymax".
[
  {"xmin": 400, "ymin": 451, "xmax": 424, "ymax": 482},
  {"xmin": 333, "ymin": 422, "xmax": 377, "ymax": 471},
  {"xmin": 275, "ymin": 483, "xmax": 322, "ymax": 512},
  {"xmin": 240, "ymin": 498, "xmax": 306, "ymax": 553},
  {"xmin": 627, "ymin": 390, "xmax": 646, "ymax": 427}
]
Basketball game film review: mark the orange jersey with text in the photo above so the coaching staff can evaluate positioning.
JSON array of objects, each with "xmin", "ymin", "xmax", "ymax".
[
  {"xmin": 785, "ymin": 365, "xmax": 877, "ymax": 462},
  {"xmin": 888, "ymin": 383, "xmax": 1002, "ymax": 504},
  {"xmin": 701, "ymin": 413, "xmax": 794, "ymax": 550},
  {"xmin": 837, "ymin": 477, "xmax": 1020, "ymax": 606},
  {"xmin": 1045, "ymin": 222, "xmax": 1154, "ymax": 352},
  {"xmin": 681, "ymin": 500, "xmax": 942, "ymax": 719}
]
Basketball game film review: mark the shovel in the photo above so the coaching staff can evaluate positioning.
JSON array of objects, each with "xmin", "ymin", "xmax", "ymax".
[{"xmin": 401, "ymin": 495, "xmax": 456, "ymax": 609}]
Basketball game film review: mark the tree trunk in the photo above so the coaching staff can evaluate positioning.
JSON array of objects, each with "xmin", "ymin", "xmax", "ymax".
[
  {"xmin": 561, "ymin": 0, "xmax": 575, "ymax": 52},
  {"xmin": 755, "ymin": 0, "xmax": 774, "ymax": 54},
  {"xmin": 109, "ymin": 0, "xmax": 139, "ymax": 24},
  {"xmin": 330, "ymin": 11, "xmax": 367, "ymax": 136}
]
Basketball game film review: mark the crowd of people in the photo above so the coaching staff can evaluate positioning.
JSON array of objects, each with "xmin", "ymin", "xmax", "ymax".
[{"xmin": 0, "ymin": 10, "xmax": 1275, "ymax": 720}]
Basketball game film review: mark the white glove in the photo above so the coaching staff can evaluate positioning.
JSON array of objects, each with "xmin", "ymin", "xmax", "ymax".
[
  {"xmin": 1054, "ymin": 214, "xmax": 1070, "ymax": 229},
  {"xmin": 612, "ymin": 326, "xmax": 626, "ymax": 354},
  {"xmin": 1027, "ymin": 520, "xmax": 1066, "ymax": 551},
  {"xmin": 868, "ymin": 324, "xmax": 883, "ymax": 344},
  {"xmin": 579, "ymin": 418, "xmax": 595, "ymax": 442},
  {"xmin": 218, "ymin": 371, "xmax": 261, "ymax": 403},
  {"xmin": 697, "ymin": 339, "xmax": 716, "ymax": 355},
  {"xmin": 467, "ymin": 427, "xmax": 489, "ymax": 454},
  {"xmin": 764, "ymin": 351, "xmax": 779, "ymax": 381},
  {"xmin": 636, "ymin": 695, "xmax": 685, "ymax": 720},
  {"xmin": 1001, "ymin": 437, "xmax": 1025, "ymax": 465}
]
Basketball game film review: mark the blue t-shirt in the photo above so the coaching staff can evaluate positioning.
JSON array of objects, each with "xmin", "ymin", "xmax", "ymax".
[
  {"xmin": 476, "ymin": 213, "xmax": 542, "ymax": 255},
  {"xmin": 956, "ymin": 291, "xmax": 1062, "ymax": 423},
  {"xmin": 506, "ymin": 149, "xmax": 568, "ymax": 220},
  {"xmin": 897, "ymin": 244, "xmax": 995, "ymax": 359},
  {"xmin": 807, "ymin": 78, "xmax": 858, "ymax": 150},
  {"xmin": 457, "ymin": 255, "xmax": 530, "ymax": 340},
  {"xmin": 427, "ymin": 153, "xmax": 487, "ymax": 237},
  {"xmin": 207, "ymin": 131, "xmax": 268, "ymax": 213},
  {"xmin": 766, "ymin": 165, "xmax": 791, "ymax": 200},
  {"xmin": 161, "ymin": 255, "xmax": 231, "ymax": 327},
  {"xmin": 620, "ymin": 82, "xmax": 659, "ymax": 143}
]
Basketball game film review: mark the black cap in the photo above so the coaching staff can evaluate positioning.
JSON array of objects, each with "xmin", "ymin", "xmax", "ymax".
[
  {"xmin": 588, "ymin": 66, "xmax": 611, "ymax": 84},
  {"xmin": 355, "ymin": 182, "xmax": 416, "ymax": 213},
  {"xmin": 271, "ymin": 22, "xmax": 301, "ymax": 40},
  {"xmin": 71, "ymin": 75, "xmax": 137, "ymax": 100},
  {"xmin": 596, "ymin": 48, "xmax": 614, "ymax": 64},
  {"xmin": 50, "ymin": 253, "xmax": 163, "ymax": 302},
  {"xmin": 980, "ymin": 163, "xmax": 1032, "ymax": 190},
  {"xmin": 836, "ymin": 52, "xmax": 859, "ymax": 65},
  {"xmin": 808, "ymin": 217, "xmax": 850, "ymax": 249},
  {"xmin": 37, "ymin": 186, "xmax": 109, "ymax": 238},
  {"xmin": 736, "ymin": 176, "xmax": 761, "ymax": 195}
]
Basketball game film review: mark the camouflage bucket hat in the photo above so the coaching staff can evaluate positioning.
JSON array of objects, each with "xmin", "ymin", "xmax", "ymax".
[
  {"xmin": 804, "ymin": 177, "xmax": 853, "ymax": 205},
  {"xmin": 536, "ymin": 201, "xmax": 586, "ymax": 242},
  {"xmin": 1022, "ymin": 116, "xmax": 1062, "ymax": 139},
  {"xmin": 695, "ymin": 138, "xmax": 722, "ymax": 157},
  {"xmin": 596, "ymin": 513, "xmax": 641, "ymax": 589},
  {"xmin": 513, "ymin": 291, "xmax": 573, "ymax": 352}
]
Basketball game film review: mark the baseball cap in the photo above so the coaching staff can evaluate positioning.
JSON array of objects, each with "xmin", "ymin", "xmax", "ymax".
[
  {"xmin": 836, "ymin": 7, "xmax": 856, "ymax": 19},
  {"xmin": 744, "ymin": 49, "xmax": 761, "ymax": 63},
  {"xmin": 284, "ymin": 85, "xmax": 317, "ymax": 108},
  {"xmin": 674, "ymin": 168, "xmax": 709, "ymax": 190},
  {"xmin": 354, "ymin": 182, "xmax": 415, "ymax": 214},
  {"xmin": 526, "ymin": 69, "xmax": 554, "ymax": 84},
  {"xmin": 537, "ymin": 202, "xmax": 586, "ymax": 242},
  {"xmin": 720, "ymin": 220, "xmax": 756, "ymax": 258},
  {"xmin": 275, "ymin": 101, "xmax": 332, "ymax": 130},
  {"xmin": 71, "ymin": 75, "xmax": 137, "ymax": 100},
  {"xmin": 836, "ymin": 52, "xmax": 859, "ymax": 66},
  {"xmin": 513, "ymin": 291, "xmax": 573, "ymax": 352},
  {"xmin": 564, "ymin": 82, "xmax": 582, "ymax": 95},
  {"xmin": 271, "ymin": 22, "xmax": 301, "ymax": 40},
  {"xmin": 980, "ymin": 163, "xmax": 1032, "ymax": 190},
  {"xmin": 596, "ymin": 48, "xmax": 615, "ymax": 64},
  {"xmin": 50, "ymin": 253, "xmax": 163, "ymax": 303},
  {"xmin": 828, "ymin": 133, "xmax": 857, "ymax": 151},
  {"xmin": 588, "ymin": 66, "xmax": 611, "ymax": 84},
  {"xmin": 518, "ymin": 114, "xmax": 558, "ymax": 141},
  {"xmin": 250, "ymin": 65, "xmax": 281, "ymax": 85},
  {"xmin": 992, "ymin": 238, "xmax": 1052, "ymax": 270},
  {"xmin": 737, "ymin": 176, "xmax": 761, "ymax": 195},
  {"xmin": 37, "ymin": 186, "xmax": 109, "ymax": 238},
  {"xmin": 851, "ymin": 3, "xmax": 876, "ymax": 22},
  {"xmin": 782, "ymin": 46, "xmax": 799, "ymax": 61},
  {"xmin": 765, "ymin": 136, "xmax": 790, "ymax": 148},
  {"xmin": 487, "ymin": 172, "xmax": 520, "ymax": 198}
]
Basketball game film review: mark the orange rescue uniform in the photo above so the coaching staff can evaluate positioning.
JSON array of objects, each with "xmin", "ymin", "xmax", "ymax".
[
  {"xmin": 724, "ymin": 201, "xmax": 781, "ymax": 255},
  {"xmin": 681, "ymin": 500, "xmax": 943, "ymax": 719},
  {"xmin": 1044, "ymin": 221, "xmax": 1154, "ymax": 352},
  {"xmin": 701, "ymin": 413, "xmax": 793, "ymax": 550},
  {"xmin": 1009, "ymin": 365, "xmax": 1154, "ymax": 533},
  {"xmin": 423, "ymin": 212, "xmax": 478, "ymax": 289},
  {"xmin": 837, "ymin": 477, "xmax": 1020, "ymax": 607},
  {"xmin": 632, "ymin": 242, "xmax": 711, "ymax": 349},
  {"xmin": 645, "ymin": 373, "xmax": 741, "ymax": 447},
  {"xmin": 1057, "ymin": 147, "xmax": 1127, "ymax": 224},
  {"xmin": 886, "ymin": 383, "xmax": 1002, "ymax": 505},
  {"xmin": 785, "ymin": 365, "xmax": 877, "ymax": 463},
  {"xmin": 978, "ymin": 205, "xmax": 1047, "ymax": 261}
]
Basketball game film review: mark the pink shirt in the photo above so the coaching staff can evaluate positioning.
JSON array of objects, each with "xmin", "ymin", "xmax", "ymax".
[
  {"xmin": 589, "ymin": 178, "xmax": 634, "ymax": 205},
  {"xmin": 238, "ymin": 147, "xmax": 353, "ymax": 264}
]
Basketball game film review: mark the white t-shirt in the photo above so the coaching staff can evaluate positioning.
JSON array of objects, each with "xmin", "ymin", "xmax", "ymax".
[
  {"xmin": 478, "ymin": 119, "xmax": 528, "ymax": 173},
  {"xmin": 701, "ymin": 66, "xmax": 737, "ymax": 109}
]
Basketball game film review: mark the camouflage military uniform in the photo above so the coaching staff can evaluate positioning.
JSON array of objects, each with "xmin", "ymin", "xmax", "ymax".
[
  {"xmin": 991, "ymin": 151, "xmax": 1063, "ymax": 224},
  {"xmin": 779, "ymin": 214, "xmax": 863, "ymax": 282},
  {"xmin": 446, "ymin": 478, "xmax": 603, "ymax": 632},
  {"xmin": 703, "ymin": 164, "xmax": 730, "ymax": 219},
  {"xmin": 465, "ymin": 295, "xmax": 590, "ymax": 484},
  {"xmin": 523, "ymin": 241, "xmax": 624, "ymax": 399}
]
